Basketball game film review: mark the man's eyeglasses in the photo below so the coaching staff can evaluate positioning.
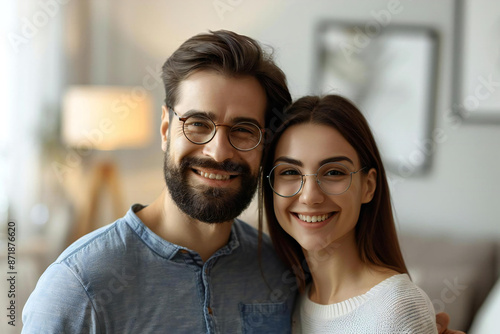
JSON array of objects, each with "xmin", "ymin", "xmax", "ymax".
[
  {"xmin": 170, "ymin": 109, "xmax": 265, "ymax": 151},
  {"xmin": 267, "ymin": 162, "xmax": 366, "ymax": 197}
]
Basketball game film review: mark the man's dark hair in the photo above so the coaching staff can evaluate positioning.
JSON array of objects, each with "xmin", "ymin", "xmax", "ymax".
[{"xmin": 161, "ymin": 30, "xmax": 291, "ymax": 129}]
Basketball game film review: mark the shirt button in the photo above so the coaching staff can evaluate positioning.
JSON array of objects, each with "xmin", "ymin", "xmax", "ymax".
[{"xmin": 207, "ymin": 307, "xmax": 213, "ymax": 315}]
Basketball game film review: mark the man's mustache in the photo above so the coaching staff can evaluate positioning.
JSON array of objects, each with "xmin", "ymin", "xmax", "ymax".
[{"xmin": 179, "ymin": 157, "xmax": 250, "ymax": 174}]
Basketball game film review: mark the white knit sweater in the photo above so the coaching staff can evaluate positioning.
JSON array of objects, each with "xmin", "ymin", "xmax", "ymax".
[{"xmin": 293, "ymin": 274, "xmax": 437, "ymax": 334}]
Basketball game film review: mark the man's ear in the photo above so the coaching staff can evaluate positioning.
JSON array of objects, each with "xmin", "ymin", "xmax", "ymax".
[
  {"xmin": 362, "ymin": 168, "xmax": 377, "ymax": 204},
  {"xmin": 160, "ymin": 105, "xmax": 169, "ymax": 152}
]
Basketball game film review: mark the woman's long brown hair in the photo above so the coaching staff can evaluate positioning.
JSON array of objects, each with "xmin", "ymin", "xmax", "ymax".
[{"xmin": 262, "ymin": 95, "xmax": 409, "ymax": 293}]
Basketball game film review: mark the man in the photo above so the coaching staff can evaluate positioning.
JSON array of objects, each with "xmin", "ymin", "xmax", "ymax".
[
  {"xmin": 22, "ymin": 30, "xmax": 462, "ymax": 334},
  {"xmin": 23, "ymin": 29, "xmax": 295, "ymax": 334}
]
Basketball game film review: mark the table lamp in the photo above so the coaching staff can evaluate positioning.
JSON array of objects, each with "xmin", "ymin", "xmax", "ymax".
[{"xmin": 61, "ymin": 85, "xmax": 153, "ymax": 244}]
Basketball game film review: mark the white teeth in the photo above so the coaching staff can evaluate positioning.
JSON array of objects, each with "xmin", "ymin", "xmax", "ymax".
[
  {"xmin": 199, "ymin": 171, "xmax": 230, "ymax": 181},
  {"xmin": 297, "ymin": 213, "xmax": 332, "ymax": 223}
]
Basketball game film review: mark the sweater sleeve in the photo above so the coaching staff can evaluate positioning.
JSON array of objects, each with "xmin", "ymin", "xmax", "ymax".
[
  {"xmin": 380, "ymin": 284, "xmax": 438, "ymax": 334},
  {"xmin": 22, "ymin": 263, "xmax": 100, "ymax": 333}
]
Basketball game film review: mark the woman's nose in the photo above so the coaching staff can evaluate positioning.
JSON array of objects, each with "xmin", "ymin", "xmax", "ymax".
[{"xmin": 298, "ymin": 175, "xmax": 325, "ymax": 205}]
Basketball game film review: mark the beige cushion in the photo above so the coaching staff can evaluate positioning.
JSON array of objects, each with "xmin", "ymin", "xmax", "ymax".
[{"xmin": 399, "ymin": 234, "xmax": 498, "ymax": 331}]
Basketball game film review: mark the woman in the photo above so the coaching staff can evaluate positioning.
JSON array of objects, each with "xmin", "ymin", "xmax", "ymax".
[{"xmin": 263, "ymin": 95, "xmax": 437, "ymax": 333}]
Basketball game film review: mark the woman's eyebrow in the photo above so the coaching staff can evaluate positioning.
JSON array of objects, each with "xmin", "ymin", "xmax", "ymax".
[
  {"xmin": 319, "ymin": 156, "xmax": 354, "ymax": 166},
  {"xmin": 273, "ymin": 156, "xmax": 302, "ymax": 166},
  {"xmin": 273, "ymin": 156, "xmax": 355, "ymax": 167}
]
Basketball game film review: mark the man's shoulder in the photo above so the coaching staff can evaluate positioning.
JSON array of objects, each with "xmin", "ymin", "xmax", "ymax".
[
  {"xmin": 55, "ymin": 217, "xmax": 138, "ymax": 268},
  {"xmin": 22, "ymin": 217, "xmax": 141, "ymax": 333}
]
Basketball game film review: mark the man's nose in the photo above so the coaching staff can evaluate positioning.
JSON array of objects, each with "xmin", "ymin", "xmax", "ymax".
[{"xmin": 201, "ymin": 127, "xmax": 235, "ymax": 162}]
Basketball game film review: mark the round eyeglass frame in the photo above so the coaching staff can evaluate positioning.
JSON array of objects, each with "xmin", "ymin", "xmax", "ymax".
[
  {"xmin": 267, "ymin": 162, "xmax": 366, "ymax": 198},
  {"xmin": 169, "ymin": 108, "xmax": 265, "ymax": 151}
]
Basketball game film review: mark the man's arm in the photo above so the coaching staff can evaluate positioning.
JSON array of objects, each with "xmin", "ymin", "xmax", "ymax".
[
  {"xmin": 22, "ymin": 263, "xmax": 99, "ymax": 333},
  {"xmin": 436, "ymin": 312, "xmax": 466, "ymax": 334}
]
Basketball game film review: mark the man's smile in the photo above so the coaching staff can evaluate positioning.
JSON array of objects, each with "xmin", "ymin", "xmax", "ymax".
[{"xmin": 192, "ymin": 167, "xmax": 239, "ymax": 180}]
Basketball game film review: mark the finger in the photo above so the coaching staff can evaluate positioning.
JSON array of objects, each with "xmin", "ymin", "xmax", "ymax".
[{"xmin": 436, "ymin": 312, "xmax": 450, "ymax": 333}]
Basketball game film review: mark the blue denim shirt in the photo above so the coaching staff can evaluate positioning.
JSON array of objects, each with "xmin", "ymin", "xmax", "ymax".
[{"xmin": 22, "ymin": 204, "xmax": 296, "ymax": 333}]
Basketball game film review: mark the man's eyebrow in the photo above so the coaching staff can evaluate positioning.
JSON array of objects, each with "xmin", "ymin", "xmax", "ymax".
[
  {"xmin": 232, "ymin": 116, "xmax": 263, "ymax": 127},
  {"xmin": 181, "ymin": 110, "xmax": 262, "ymax": 127},
  {"xmin": 182, "ymin": 109, "xmax": 216, "ymax": 118}
]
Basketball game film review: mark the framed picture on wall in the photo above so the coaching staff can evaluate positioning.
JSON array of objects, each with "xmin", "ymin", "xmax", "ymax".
[
  {"xmin": 452, "ymin": 0, "xmax": 500, "ymax": 122},
  {"xmin": 312, "ymin": 22, "xmax": 438, "ymax": 177}
]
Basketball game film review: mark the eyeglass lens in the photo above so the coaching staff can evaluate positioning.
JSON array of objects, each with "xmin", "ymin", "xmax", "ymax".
[
  {"xmin": 183, "ymin": 115, "xmax": 261, "ymax": 150},
  {"xmin": 269, "ymin": 162, "xmax": 354, "ymax": 197}
]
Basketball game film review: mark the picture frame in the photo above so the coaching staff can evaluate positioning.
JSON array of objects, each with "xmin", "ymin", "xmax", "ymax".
[
  {"xmin": 313, "ymin": 22, "xmax": 438, "ymax": 176},
  {"xmin": 452, "ymin": 0, "xmax": 500, "ymax": 123}
]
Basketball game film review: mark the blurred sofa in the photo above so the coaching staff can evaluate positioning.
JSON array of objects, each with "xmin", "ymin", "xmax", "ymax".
[{"xmin": 400, "ymin": 233, "xmax": 500, "ymax": 332}]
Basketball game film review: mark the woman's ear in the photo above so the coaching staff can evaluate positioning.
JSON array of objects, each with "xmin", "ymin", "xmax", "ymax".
[
  {"xmin": 362, "ymin": 168, "xmax": 377, "ymax": 204},
  {"xmin": 160, "ymin": 105, "xmax": 169, "ymax": 152}
]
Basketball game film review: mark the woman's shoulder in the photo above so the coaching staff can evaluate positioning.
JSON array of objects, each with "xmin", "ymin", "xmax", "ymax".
[
  {"xmin": 377, "ymin": 273, "xmax": 429, "ymax": 298},
  {"xmin": 369, "ymin": 273, "xmax": 431, "ymax": 306},
  {"xmin": 367, "ymin": 273, "xmax": 438, "ymax": 333}
]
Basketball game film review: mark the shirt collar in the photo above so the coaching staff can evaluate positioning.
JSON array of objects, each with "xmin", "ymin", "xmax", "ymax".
[{"xmin": 125, "ymin": 204, "xmax": 241, "ymax": 261}]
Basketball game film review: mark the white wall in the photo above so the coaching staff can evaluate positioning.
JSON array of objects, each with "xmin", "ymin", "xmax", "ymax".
[{"xmin": 80, "ymin": 0, "xmax": 499, "ymax": 238}]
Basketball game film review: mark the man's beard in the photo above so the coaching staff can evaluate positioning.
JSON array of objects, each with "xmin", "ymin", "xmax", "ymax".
[{"xmin": 163, "ymin": 149, "xmax": 259, "ymax": 224}]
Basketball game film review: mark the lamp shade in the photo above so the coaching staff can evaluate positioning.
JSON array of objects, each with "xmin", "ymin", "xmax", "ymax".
[{"xmin": 62, "ymin": 85, "xmax": 153, "ymax": 150}]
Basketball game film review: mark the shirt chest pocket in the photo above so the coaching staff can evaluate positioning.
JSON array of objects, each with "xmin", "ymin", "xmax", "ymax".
[{"xmin": 239, "ymin": 302, "xmax": 291, "ymax": 334}]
